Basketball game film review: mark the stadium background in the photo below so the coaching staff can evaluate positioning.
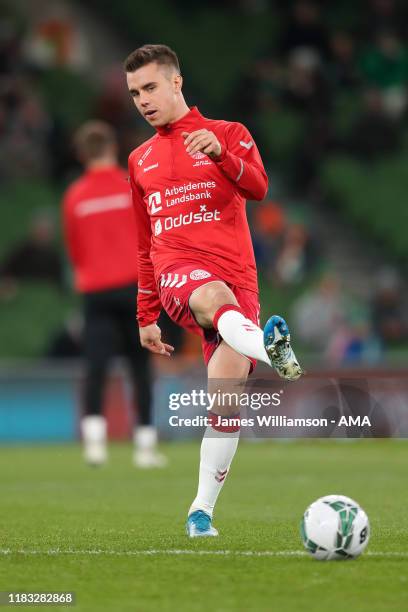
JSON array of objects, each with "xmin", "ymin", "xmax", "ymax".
[{"xmin": 1, "ymin": 0, "xmax": 407, "ymax": 442}]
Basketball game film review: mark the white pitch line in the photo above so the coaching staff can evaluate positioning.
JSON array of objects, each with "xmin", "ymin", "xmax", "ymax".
[{"xmin": 0, "ymin": 549, "xmax": 407, "ymax": 558}]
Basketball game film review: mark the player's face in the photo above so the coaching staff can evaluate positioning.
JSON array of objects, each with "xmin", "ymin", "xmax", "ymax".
[{"xmin": 126, "ymin": 62, "xmax": 182, "ymax": 127}]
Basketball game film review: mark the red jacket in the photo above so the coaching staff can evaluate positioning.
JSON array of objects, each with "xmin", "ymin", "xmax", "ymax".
[
  {"xmin": 63, "ymin": 166, "xmax": 139, "ymax": 292},
  {"xmin": 128, "ymin": 107, "xmax": 268, "ymax": 326}
]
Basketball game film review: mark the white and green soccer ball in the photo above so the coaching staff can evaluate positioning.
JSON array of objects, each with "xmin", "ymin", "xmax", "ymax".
[{"xmin": 301, "ymin": 495, "xmax": 370, "ymax": 560}]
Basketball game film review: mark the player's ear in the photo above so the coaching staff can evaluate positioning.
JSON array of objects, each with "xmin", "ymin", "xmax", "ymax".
[{"xmin": 174, "ymin": 73, "xmax": 183, "ymax": 93}]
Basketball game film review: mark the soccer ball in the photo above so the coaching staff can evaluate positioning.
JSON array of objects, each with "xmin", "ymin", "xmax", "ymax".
[{"xmin": 301, "ymin": 494, "xmax": 370, "ymax": 560}]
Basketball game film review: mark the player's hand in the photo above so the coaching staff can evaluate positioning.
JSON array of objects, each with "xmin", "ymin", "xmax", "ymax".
[
  {"xmin": 182, "ymin": 130, "xmax": 222, "ymax": 160},
  {"xmin": 139, "ymin": 324, "xmax": 174, "ymax": 356}
]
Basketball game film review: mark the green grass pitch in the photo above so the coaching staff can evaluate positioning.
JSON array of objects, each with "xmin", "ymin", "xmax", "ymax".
[{"xmin": 0, "ymin": 440, "xmax": 407, "ymax": 611}]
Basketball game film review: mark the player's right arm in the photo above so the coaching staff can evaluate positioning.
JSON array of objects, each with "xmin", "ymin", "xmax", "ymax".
[
  {"xmin": 139, "ymin": 323, "xmax": 174, "ymax": 357},
  {"xmin": 128, "ymin": 162, "xmax": 174, "ymax": 357}
]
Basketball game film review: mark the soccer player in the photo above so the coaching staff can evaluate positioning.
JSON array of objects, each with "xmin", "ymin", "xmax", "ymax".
[
  {"xmin": 62, "ymin": 120, "xmax": 166, "ymax": 468},
  {"xmin": 124, "ymin": 45, "xmax": 303, "ymax": 536}
]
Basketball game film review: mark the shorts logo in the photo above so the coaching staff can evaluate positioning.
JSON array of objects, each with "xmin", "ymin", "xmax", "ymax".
[
  {"xmin": 148, "ymin": 191, "xmax": 162, "ymax": 215},
  {"xmin": 190, "ymin": 269, "xmax": 211, "ymax": 281}
]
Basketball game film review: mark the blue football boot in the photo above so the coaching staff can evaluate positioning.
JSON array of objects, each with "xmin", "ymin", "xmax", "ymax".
[
  {"xmin": 263, "ymin": 315, "xmax": 303, "ymax": 381},
  {"xmin": 186, "ymin": 510, "xmax": 219, "ymax": 538}
]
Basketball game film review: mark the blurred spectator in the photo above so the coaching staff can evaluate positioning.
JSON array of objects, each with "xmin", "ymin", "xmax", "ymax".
[
  {"xmin": 23, "ymin": 1, "xmax": 90, "ymax": 71},
  {"xmin": 273, "ymin": 222, "xmax": 318, "ymax": 285},
  {"xmin": 0, "ymin": 16, "xmax": 21, "ymax": 76},
  {"xmin": 371, "ymin": 267, "xmax": 406, "ymax": 344},
  {"xmin": 346, "ymin": 88, "xmax": 400, "ymax": 160},
  {"xmin": 292, "ymin": 274, "xmax": 347, "ymax": 348},
  {"xmin": 326, "ymin": 317, "xmax": 383, "ymax": 365},
  {"xmin": 341, "ymin": 319, "xmax": 382, "ymax": 364},
  {"xmin": 361, "ymin": 0, "xmax": 407, "ymax": 39},
  {"xmin": 358, "ymin": 30, "xmax": 408, "ymax": 117},
  {"xmin": 0, "ymin": 75, "xmax": 51, "ymax": 180},
  {"xmin": 251, "ymin": 199, "xmax": 286, "ymax": 271},
  {"xmin": 283, "ymin": 47, "xmax": 332, "ymax": 116},
  {"xmin": 279, "ymin": 0, "xmax": 330, "ymax": 61},
  {"xmin": 0, "ymin": 209, "xmax": 63, "ymax": 299},
  {"xmin": 230, "ymin": 63, "xmax": 259, "ymax": 125},
  {"xmin": 329, "ymin": 31, "xmax": 360, "ymax": 89},
  {"xmin": 281, "ymin": 46, "xmax": 333, "ymax": 195},
  {"xmin": 254, "ymin": 201, "xmax": 286, "ymax": 238}
]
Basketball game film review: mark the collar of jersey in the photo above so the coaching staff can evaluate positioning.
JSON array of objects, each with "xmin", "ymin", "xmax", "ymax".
[{"xmin": 156, "ymin": 106, "xmax": 203, "ymax": 137}]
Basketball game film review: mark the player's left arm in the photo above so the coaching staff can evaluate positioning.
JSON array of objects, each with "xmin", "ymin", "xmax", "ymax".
[
  {"xmin": 182, "ymin": 123, "xmax": 268, "ymax": 201},
  {"xmin": 62, "ymin": 192, "xmax": 80, "ymax": 266}
]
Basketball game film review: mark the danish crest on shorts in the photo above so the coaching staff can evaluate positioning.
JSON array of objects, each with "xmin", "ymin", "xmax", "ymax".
[{"xmin": 190, "ymin": 269, "xmax": 211, "ymax": 281}]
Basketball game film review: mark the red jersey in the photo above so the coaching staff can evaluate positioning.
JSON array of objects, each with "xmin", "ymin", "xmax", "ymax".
[
  {"xmin": 63, "ymin": 166, "xmax": 139, "ymax": 292},
  {"xmin": 128, "ymin": 107, "xmax": 268, "ymax": 326}
]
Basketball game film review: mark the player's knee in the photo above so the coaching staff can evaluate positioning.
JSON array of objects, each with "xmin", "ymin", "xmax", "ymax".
[
  {"xmin": 189, "ymin": 281, "xmax": 238, "ymax": 327},
  {"xmin": 205, "ymin": 283, "xmax": 237, "ymax": 313}
]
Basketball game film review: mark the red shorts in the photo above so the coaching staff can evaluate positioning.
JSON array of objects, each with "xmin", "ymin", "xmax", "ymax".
[{"xmin": 158, "ymin": 263, "xmax": 260, "ymax": 370}]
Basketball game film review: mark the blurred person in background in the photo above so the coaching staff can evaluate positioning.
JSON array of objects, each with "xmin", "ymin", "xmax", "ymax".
[
  {"xmin": 250, "ymin": 199, "xmax": 286, "ymax": 273},
  {"xmin": 361, "ymin": 0, "xmax": 407, "ymax": 43},
  {"xmin": 278, "ymin": 0, "xmax": 330, "ymax": 61},
  {"xmin": 23, "ymin": 1, "xmax": 90, "ymax": 72},
  {"xmin": 371, "ymin": 266, "xmax": 407, "ymax": 345},
  {"xmin": 358, "ymin": 29, "xmax": 408, "ymax": 118},
  {"xmin": 292, "ymin": 273, "xmax": 347, "ymax": 350},
  {"xmin": 0, "ymin": 209, "xmax": 63, "ymax": 300},
  {"xmin": 0, "ymin": 75, "xmax": 51, "ymax": 180},
  {"xmin": 62, "ymin": 120, "xmax": 166, "ymax": 468},
  {"xmin": 346, "ymin": 87, "xmax": 400, "ymax": 161},
  {"xmin": 273, "ymin": 222, "xmax": 318, "ymax": 286},
  {"xmin": 283, "ymin": 47, "xmax": 331, "ymax": 116},
  {"xmin": 340, "ymin": 317, "xmax": 382, "ymax": 364},
  {"xmin": 326, "ymin": 311, "xmax": 383, "ymax": 365},
  {"xmin": 329, "ymin": 31, "xmax": 360, "ymax": 90},
  {"xmin": 283, "ymin": 47, "xmax": 332, "ymax": 193}
]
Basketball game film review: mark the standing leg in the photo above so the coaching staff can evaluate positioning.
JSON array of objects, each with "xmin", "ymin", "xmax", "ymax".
[
  {"xmin": 187, "ymin": 341, "xmax": 249, "ymax": 536},
  {"xmin": 186, "ymin": 278, "xmax": 303, "ymax": 536},
  {"xmin": 187, "ymin": 281, "xmax": 253, "ymax": 536},
  {"xmin": 82, "ymin": 293, "xmax": 116, "ymax": 465}
]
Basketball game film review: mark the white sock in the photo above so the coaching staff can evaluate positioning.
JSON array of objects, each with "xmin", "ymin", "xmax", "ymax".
[
  {"xmin": 189, "ymin": 419, "xmax": 240, "ymax": 519},
  {"xmin": 81, "ymin": 415, "xmax": 107, "ymax": 444},
  {"xmin": 215, "ymin": 307, "xmax": 270, "ymax": 365},
  {"xmin": 133, "ymin": 425, "xmax": 158, "ymax": 451},
  {"xmin": 81, "ymin": 415, "xmax": 107, "ymax": 464}
]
